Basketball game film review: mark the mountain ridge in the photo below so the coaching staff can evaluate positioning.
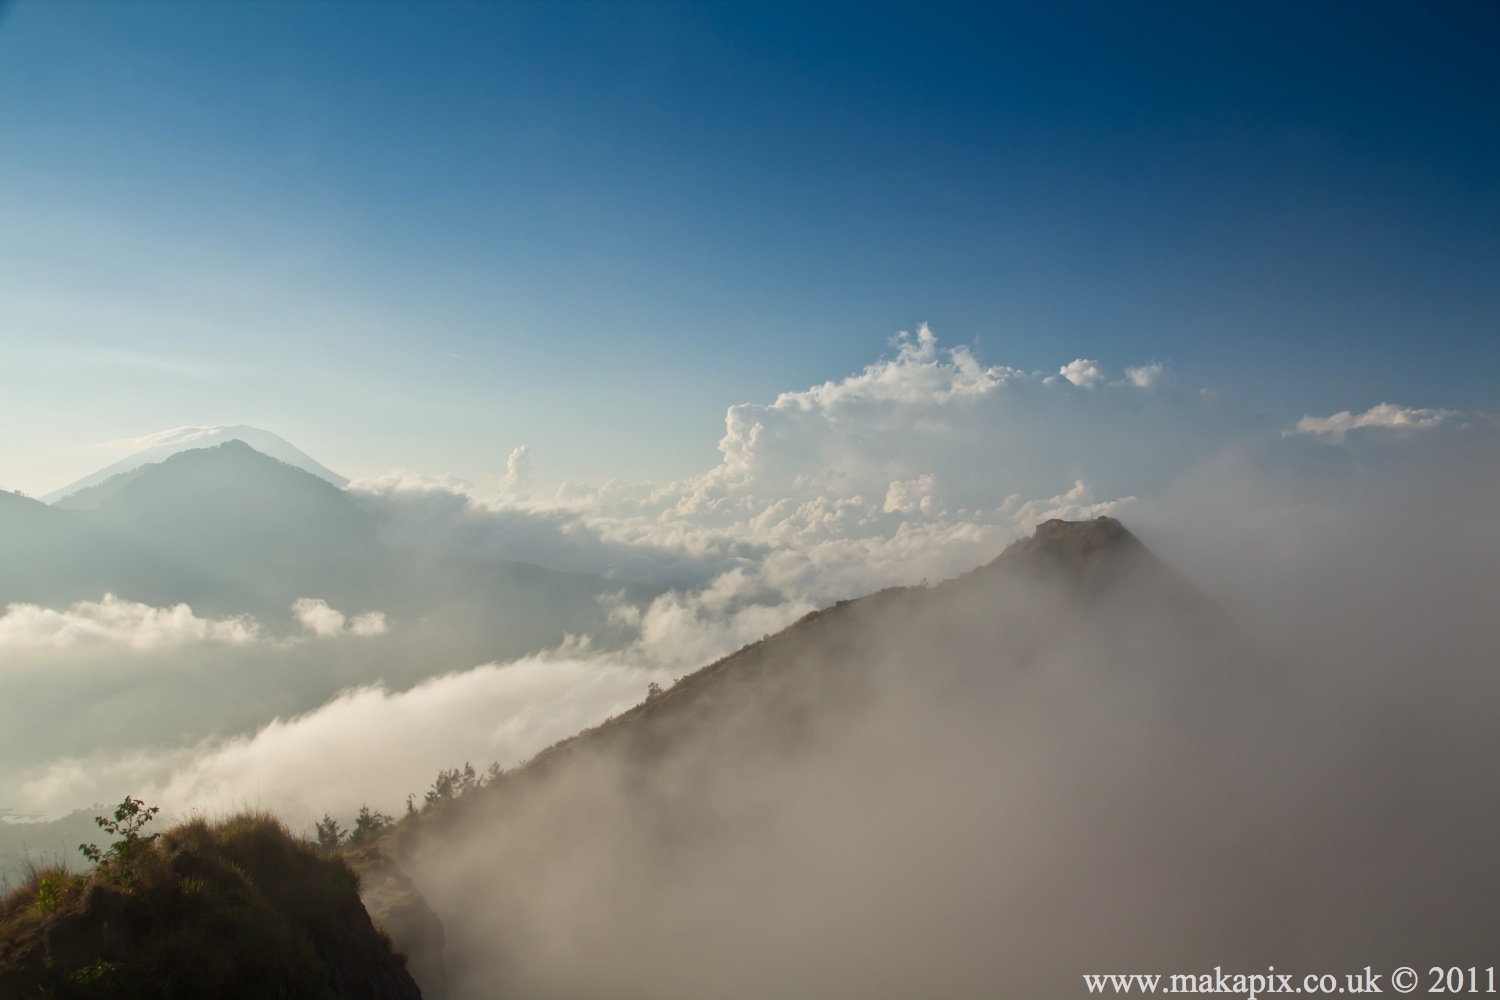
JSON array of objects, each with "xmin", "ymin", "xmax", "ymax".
[{"xmin": 421, "ymin": 515, "xmax": 1234, "ymax": 791}]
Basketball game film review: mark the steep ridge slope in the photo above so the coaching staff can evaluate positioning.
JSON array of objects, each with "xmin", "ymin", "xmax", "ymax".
[{"xmin": 415, "ymin": 515, "xmax": 1248, "ymax": 794}]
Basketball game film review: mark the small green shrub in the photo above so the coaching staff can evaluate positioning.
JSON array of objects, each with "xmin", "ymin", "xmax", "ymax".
[
  {"xmin": 79, "ymin": 795, "xmax": 160, "ymax": 887},
  {"xmin": 423, "ymin": 762, "xmax": 477, "ymax": 808},
  {"xmin": 69, "ymin": 958, "xmax": 122, "ymax": 986},
  {"xmin": 349, "ymin": 805, "xmax": 393, "ymax": 847},
  {"xmin": 314, "ymin": 813, "xmax": 344, "ymax": 852},
  {"xmin": 31, "ymin": 870, "xmax": 84, "ymax": 916}
]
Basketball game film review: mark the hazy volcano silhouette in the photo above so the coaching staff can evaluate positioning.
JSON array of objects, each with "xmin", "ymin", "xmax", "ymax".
[
  {"xmin": 1, "ymin": 440, "xmax": 651, "ymax": 653},
  {"xmin": 42, "ymin": 425, "xmax": 348, "ymax": 506}
]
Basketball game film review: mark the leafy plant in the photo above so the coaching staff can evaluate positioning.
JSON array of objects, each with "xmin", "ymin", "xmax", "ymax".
[
  {"xmin": 349, "ymin": 805, "xmax": 393, "ymax": 846},
  {"xmin": 409, "ymin": 760, "xmax": 512, "ymax": 817},
  {"xmin": 69, "ymin": 958, "xmax": 122, "ymax": 986},
  {"xmin": 424, "ymin": 762, "xmax": 478, "ymax": 808},
  {"xmin": 313, "ymin": 813, "xmax": 344, "ymax": 852},
  {"xmin": 31, "ymin": 870, "xmax": 83, "ymax": 917},
  {"xmin": 79, "ymin": 795, "xmax": 160, "ymax": 886}
]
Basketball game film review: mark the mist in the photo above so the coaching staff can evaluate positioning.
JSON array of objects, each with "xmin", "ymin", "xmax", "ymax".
[{"xmin": 395, "ymin": 424, "xmax": 1500, "ymax": 998}]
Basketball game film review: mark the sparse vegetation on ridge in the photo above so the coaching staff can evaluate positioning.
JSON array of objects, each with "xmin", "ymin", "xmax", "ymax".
[{"xmin": 0, "ymin": 798, "xmax": 420, "ymax": 999}]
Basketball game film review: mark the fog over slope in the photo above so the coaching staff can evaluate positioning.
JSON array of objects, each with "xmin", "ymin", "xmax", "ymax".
[
  {"xmin": 404, "ymin": 513, "xmax": 1498, "ymax": 999},
  {"xmin": 2, "ymin": 330, "xmax": 1495, "ymax": 909}
]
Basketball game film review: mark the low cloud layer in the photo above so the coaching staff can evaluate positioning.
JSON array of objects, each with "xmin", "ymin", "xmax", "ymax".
[
  {"xmin": 0, "ymin": 595, "xmax": 261, "ymax": 651},
  {"xmin": 0, "ymin": 596, "xmax": 402, "ymax": 825},
  {"xmin": 15, "ymin": 651, "xmax": 674, "ymax": 826},
  {"xmin": 0, "ymin": 595, "xmax": 387, "ymax": 653}
]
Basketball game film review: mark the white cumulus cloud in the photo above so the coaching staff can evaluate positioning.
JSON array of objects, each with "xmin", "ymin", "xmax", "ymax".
[
  {"xmin": 1293, "ymin": 402, "xmax": 1460, "ymax": 443},
  {"xmin": 347, "ymin": 326, "xmax": 1239, "ymax": 628},
  {"xmin": 1058, "ymin": 358, "xmax": 1107, "ymax": 388},
  {"xmin": 291, "ymin": 598, "xmax": 389, "ymax": 638},
  {"xmin": 501, "ymin": 445, "xmax": 534, "ymax": 497},
  {"xmin": 883, "ymin": 474, "xmax": 939, "ymax": 515},
  {"xmin": 1125, "ymin": 363, "xmax": 1170, "ymax": 389},
  {"xmin": 348, "ymin": 612, "xmax": 390, "ymax": 637}
]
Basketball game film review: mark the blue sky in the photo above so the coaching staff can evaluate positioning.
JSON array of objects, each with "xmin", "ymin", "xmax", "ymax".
[{"xmin": 2, "ymin": 0, "xmax": 1496, "ymax": 495}]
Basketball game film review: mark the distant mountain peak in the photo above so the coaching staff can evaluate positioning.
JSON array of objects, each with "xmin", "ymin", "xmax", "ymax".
[
  {"xmin": 966, "ymin": 515, "xmax": 1166, "ymax": 597},
  {"xmin": 42, "ymin": 426, "xmax": 347, "ymax": 505},
  {"xmin": 1021, "ymin": 515, "xmax": 1140, "ymax": 558},
  {"xmin": 987, "ymin": 515, "xmax": 1141, "ymax": 565}
]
